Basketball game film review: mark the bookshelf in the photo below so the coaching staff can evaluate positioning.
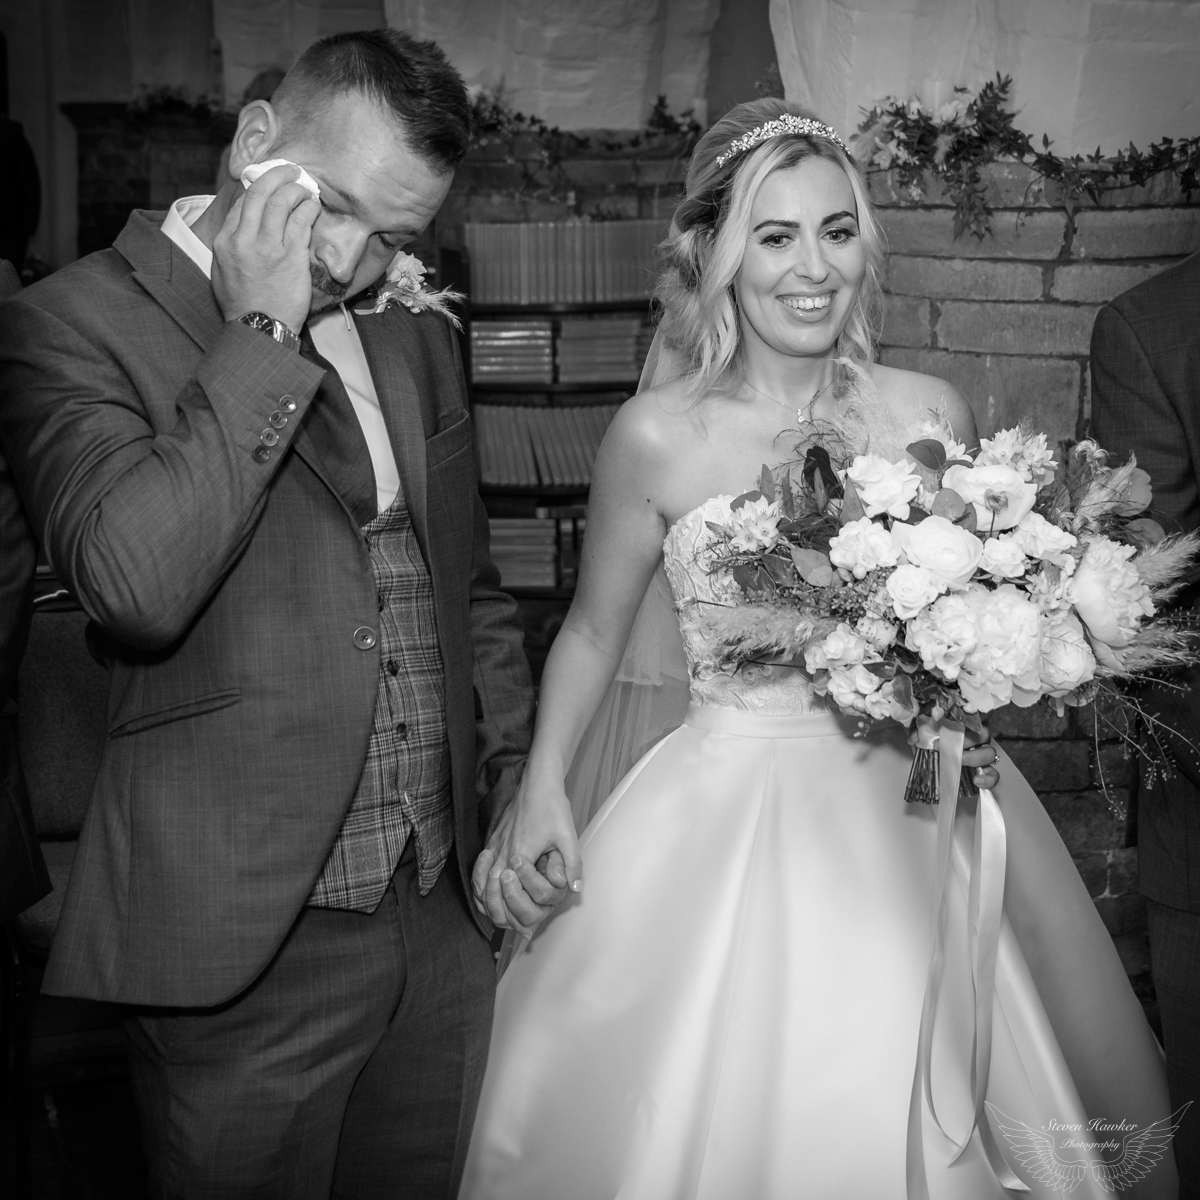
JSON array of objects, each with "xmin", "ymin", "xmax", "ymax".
[{"xmin": 449, "ymin": 221, "xmax": 661, "ymax": 677}]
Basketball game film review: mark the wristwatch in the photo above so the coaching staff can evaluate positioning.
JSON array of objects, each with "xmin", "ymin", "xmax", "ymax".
[{"xmin": 234, "ymin": 311, "xmax": 301, "ymax": 353}]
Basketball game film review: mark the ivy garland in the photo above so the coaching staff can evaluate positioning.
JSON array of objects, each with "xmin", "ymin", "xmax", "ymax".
[
  {"xmin": 468, "ymin": 88, "xmax": 701, "ymax": 211},
  {"xmin": 855, "ymin": 76, "xmax": 1200, "ymax": 240}
]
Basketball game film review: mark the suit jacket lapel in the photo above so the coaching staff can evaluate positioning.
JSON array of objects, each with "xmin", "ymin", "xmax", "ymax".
[{"xmin": 353, "ymin": 308, "xmax": 431, "ymax": 559}]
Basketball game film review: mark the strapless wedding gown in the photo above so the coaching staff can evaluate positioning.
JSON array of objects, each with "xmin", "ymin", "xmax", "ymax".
[{"xmin": 460, "ymin": 496, "xmax": 1177, "ymax": 1200}]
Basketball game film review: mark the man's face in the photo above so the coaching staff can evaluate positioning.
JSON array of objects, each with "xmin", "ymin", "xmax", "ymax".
[{"xmin": 265, "ymin": 91, "xmax": 452, "ymax": 314}]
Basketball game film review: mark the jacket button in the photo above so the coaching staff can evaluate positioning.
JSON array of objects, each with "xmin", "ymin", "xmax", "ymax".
[
  {"xmin": 260, "ymin": 428, "xmax": 280, "ymax": 447},
  {"xmin": 279, "ymin": 395, "xmax": 298, "ymax": 413},
  {"xmin": 268, "ymin": 410, "xmax": 288, "ymax": 429},
  {"xmin": 252, "ymin": 445, "xmax": 271, "ymax": 463},
  {"xmin": 353, "ymin": 626, "xmax": 377, "ymax": 650}
]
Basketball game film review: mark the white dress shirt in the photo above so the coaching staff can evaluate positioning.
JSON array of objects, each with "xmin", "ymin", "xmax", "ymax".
[{"xmin": 161, "ymin": 195, "xmax": 401, "ymax": 513}]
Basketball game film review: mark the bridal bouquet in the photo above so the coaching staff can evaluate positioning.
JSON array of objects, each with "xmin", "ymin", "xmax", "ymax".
[{"xmin": 691, "ymin": 422, "xmax": 1200, "ymax": 802}]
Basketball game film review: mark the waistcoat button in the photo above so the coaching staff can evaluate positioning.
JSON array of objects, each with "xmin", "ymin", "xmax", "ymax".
[{"xmin": 353, "ymin": 626, "xmax": 377, "ymax": 650}]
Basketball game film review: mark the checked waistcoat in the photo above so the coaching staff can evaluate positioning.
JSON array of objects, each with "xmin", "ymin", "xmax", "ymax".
[{"xmin": 307, "ymin": 485, "xmax": 454, "ymax": 912}]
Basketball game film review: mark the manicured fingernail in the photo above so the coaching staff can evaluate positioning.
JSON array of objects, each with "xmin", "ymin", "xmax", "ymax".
[
  {"xmin": 510, "ymin": 855, "xmax": 524, "ymax": 868},
  {"xmin": 571, "ymin": 880, "xmax": 582, "ymax": 893},
  {"xmin": 501, "ymin": 870, "xmax": 515, "ymax": 882}
]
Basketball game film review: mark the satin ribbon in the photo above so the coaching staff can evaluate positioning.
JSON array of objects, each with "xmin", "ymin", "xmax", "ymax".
[{"xmin": 905, "ymin": 721, "xmax": 1029, "ymax": 1197}]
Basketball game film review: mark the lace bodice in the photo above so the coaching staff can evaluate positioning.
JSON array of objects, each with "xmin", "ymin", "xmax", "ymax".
[{"xmin": 663, "ymin": 495, "xmax": 828, "ymax": 716}]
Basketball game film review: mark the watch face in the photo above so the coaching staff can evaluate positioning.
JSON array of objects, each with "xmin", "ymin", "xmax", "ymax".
[{"xmin": 245, "ymin": 312, "xmax": 273, "ymax": 332}]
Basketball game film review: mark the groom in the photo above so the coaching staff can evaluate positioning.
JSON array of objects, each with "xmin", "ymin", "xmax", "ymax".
[{"xmin": 0, "ymin": 28, "xmax": 556, "ymax": 1199}]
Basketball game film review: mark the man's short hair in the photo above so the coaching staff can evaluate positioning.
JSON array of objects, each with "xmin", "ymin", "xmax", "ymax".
[{"xmin": 273, "ymin": 29, "xmax": 471, "ymax": 172}]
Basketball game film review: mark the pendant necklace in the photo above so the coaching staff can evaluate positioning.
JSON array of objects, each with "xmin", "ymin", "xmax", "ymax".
[{"xmin": 744, "ymin": 376, "xmax": 833, "ymax": 427}]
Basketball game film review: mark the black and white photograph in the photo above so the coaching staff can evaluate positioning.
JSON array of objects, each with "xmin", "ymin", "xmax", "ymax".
[{"xmin": 0, "ymin": 1, "xmax": 1197, "ymax": 1196}]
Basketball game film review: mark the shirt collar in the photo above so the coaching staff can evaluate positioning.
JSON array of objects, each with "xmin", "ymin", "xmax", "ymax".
[{"xmin": 161, "ymin": 195, "xmax": 216, "ymax": 279}]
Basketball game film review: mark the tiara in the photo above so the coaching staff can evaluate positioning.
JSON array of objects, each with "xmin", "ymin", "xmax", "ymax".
[{"xmin": 714, "ymin": 115, "xmax": 848, "ymax": 169}]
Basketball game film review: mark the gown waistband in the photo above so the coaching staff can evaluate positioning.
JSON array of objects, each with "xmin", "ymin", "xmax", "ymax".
[{"xmin": 683, "ymin": 701, "xmax": 860, "ymax": 740}]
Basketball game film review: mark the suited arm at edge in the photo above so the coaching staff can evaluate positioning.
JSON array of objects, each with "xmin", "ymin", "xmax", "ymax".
[{"xmin": 0, "ymin": 292, "xmax": 326, "ymax": 650}]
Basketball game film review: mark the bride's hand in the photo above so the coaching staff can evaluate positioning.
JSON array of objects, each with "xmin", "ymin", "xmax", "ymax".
[
  {"xmin": 471, "ymin": 775, "xmax": 583, "ymax": 935},
  {"xmin": 906, "ymin": 723, "xmax": 1001, "ymax": 791}
]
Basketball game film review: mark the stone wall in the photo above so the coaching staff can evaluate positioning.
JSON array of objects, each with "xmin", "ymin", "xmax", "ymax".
[{"xmin": 874, "ymin": 162, "xmax": 1200, "ymax": 450}]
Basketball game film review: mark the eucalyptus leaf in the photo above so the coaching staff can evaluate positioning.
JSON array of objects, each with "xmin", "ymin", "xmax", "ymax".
[
  {"xmin": 759, "ymin": 464, "xmax": 776, "ymax": 502},
  {"xmin": 763, "ymin": 554, "xmax": 795, "ymax": 585},
  {"xmin": 954, "ymin": 505, "xmax": 978, "ymax": 533},
  {"xmin": 1126, "ymin": 517, "xmax": 1167, "ymax": 546},
  {"xmin": 931, "ymin": 488, "xmax": 967, "ymax": 520},
  {"xmin": 731, "ymin": 490, "xmax": 762, "ymax": 511},
  {"xmin": 789, "ymin": 545, "xmax": 834, "ymax": 587},
  {"xmin": 839, "ymin": 480, "xmax": 866, "ymax": 525}
]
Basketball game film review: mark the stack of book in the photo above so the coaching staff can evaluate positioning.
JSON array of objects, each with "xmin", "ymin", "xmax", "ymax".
[
  {"xmin": 488, "ymin": 518, "xmax": 557, "ymax": 588},
  {"xmin": 470, "ymin": 318, "xmax": 553, "ymax": 384},
  {"xmin": 473, "ymin": 404, "xmax": 620, "ymax": 489},
  {"xmin": 463, "ymin": 220, "xmax": 663, "ymax": 305},
  {"xmin": 557, "ymin": 316, "xmax": 645, "ymax": 383}
]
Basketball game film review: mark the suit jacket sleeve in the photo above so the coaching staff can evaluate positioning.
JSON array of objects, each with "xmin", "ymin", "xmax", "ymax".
[
  {"xmin": 1089, "ymin": 303, "xmax": 1199, "ymax": 535},
  {"xmin": 0, "ymin": 293, "xmax": 326, "ymax": 650}
]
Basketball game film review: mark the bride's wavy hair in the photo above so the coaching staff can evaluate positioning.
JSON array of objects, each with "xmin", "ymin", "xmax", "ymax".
[{"xmin": 656, "ymin": 97, "xmax": 885, "ymax": 399}]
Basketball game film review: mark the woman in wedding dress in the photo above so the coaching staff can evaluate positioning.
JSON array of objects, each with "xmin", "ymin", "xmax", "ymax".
[{"xmin": 458, "ymin": 98, "xmax": 1177, "ymax": 1199}]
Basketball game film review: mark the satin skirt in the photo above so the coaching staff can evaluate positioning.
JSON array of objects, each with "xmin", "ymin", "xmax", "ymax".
[{"xmin": 460, "ymin": 704, "xmax": 1176, "ymax": 1200}]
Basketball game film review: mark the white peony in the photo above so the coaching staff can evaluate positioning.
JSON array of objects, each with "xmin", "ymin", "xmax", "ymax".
[
  {"xmin": 725, "ymin": 495, "xmax": 782, "ymax": 552},
  {"xmin": 845, "ymin": 455, "xmax": 922, "ymax": 520},
  {"xmin": 905, "ymin": 592, "xmax": 978, "ymax": 680},
  {"xmin": 979, "ymin": 535, "xmax": 1028, "ymax": 580},
  {"xmin": 941, "ymin": 463, "xmax": 1038, "ymax": 532},
  {"xmin": 1070, "ymin": 537, "xmax": 1155, "ymax": 649},
  {"xmin": 956, "ymin": 584, "xmax": 1043, "ymax": 711},
  {"xmin": 891, "ymin": 515, "xmax": 984, "ymax": 589},
  {"xmin": 1039, "ymin": 611, "xmax": 1096, "ymax": 697},
  {"xmin": 885, "ymin": 563, "xmax": 946, "ymax": 618},
  {"xmin": 1012, "ymin": 511, "xmax": 1077, "ymax": 565},
  {"xmin": 828, "ymin": 517, "xmax": 900, "ymax": 580}
]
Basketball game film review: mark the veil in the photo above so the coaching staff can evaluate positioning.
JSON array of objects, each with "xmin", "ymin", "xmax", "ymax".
[{"xmin": 562, "ymin": 330, "xmax": 692, "ymax": 833}]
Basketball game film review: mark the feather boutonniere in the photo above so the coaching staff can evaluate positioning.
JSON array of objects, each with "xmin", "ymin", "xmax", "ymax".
[{"xmin": 354, "ymin": 251, "xmax": 463, "ymax": 328}]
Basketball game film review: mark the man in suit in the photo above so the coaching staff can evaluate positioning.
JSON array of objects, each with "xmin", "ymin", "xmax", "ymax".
[
  {"xmin": 1090, "ymin": 250, "xmax": 1200, "ymax": 1193},
  {"xmin": 0, "ymin": 258, "xmax": 49, "ymax": 923},
  {"xmin": 0, "ymin": 29, "xmax": 554, "ymax": 1199}
]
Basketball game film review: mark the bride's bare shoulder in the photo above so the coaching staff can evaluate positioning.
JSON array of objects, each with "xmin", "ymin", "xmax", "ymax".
[
  {"xmin": 870, "ymin": 362, "xmax": 979, "ymax": 445},
  {"xmin": 601, "ymin": 376, "xmax": 698, "ymax": 462}
]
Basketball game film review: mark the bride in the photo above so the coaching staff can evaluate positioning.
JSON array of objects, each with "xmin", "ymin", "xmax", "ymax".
[{"xmin": 458, "ymin": 98, "xmax": 1176, "ymax": 1199}]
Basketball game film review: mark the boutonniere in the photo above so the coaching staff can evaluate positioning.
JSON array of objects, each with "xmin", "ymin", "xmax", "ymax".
[{"xmin": 354, "ymin": 251, "xmax": 463, "ymax": 328}]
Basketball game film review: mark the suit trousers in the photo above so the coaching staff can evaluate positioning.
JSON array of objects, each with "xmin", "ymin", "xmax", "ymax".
[
  {"xmin": 124, "ymin": 840, "xmax": 495, "ymax": 1200},
  {"xmin": 1148, "ymin": 899, "xmax": 1200, "ymax": 1197}
]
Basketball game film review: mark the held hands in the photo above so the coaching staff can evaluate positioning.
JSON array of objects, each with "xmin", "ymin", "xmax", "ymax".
[
  {"xmin": 907, "ymin": 723, "xmax": 1001, "ymax": 791},
  {"xmin": 471, "ymin": 772, "xmax": 583, "ymax": 938},
  {"xmin": 212, "ymin": 163, "xmax": 320, "ymax": 335}
]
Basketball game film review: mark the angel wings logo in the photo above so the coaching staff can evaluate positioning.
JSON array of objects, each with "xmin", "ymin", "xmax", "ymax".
[{"xmin": 985, "ymin": 1101, "xmax": 1191, "ymax": 1193}]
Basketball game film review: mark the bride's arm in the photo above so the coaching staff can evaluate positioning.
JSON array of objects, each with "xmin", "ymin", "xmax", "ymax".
[{"xmin": 474, "ymin": 397, "xmax": 675, "ymax": 932}]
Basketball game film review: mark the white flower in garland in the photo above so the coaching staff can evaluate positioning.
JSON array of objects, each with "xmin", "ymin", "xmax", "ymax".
[{"xmin": 355, "ymin": 251, "xmax": 464, "ymax": 328}]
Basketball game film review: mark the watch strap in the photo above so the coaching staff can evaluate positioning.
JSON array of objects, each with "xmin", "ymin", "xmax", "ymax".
[{"xmin": 234, "ymin": 311, "xmax": 301, "ymax": 354}]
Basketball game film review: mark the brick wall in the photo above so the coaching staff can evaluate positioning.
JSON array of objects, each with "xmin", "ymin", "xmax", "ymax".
[{"xmin": 873, "ymin": 162, "xmax": 1200, "ymax": 449}]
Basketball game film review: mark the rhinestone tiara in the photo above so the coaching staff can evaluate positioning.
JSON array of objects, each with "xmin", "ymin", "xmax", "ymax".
[{"xmin": 714, "ymin": 115, "xmax": 848, "ymax": 169}]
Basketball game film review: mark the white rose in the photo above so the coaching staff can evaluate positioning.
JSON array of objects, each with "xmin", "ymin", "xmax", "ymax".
[
  {"xmin": 941, "ymin": 463, "xmax": 1038, "ymax": 532},
  {"xmin": 886, "ymin": 563, "xmax": 946, "ymax": 619},
  {"xmin": 891, "ymin": 515, "xmax": 984, "ymax": 589},
  {"xmin": 725, "ymin": 495, "xmax": 782, "ymax": 552},
  {"xmin": 856, "ymin": 615, "xmax": 898, "ymax": 650},
  {"xmin": 845, "ymin": 454, "xmax": 921, "ymax": 520},
  {"xmin": 1039, "ymin": 612, "xmax": 1096, "ymax": 697},
  {"xmin": 905, "ymin": 592, "xmax": 978, "ymax": 680},
  {"xmin": 1012, "ymin": 511, "xmax": 1077, "ymax": 564},
  {"xmin": 828, "ymin": 516, "xmax": 900, "ymax": 580},
  {"xmin": 979, "ymin": 535, "xmax": 1028, "ymax": 580},
  {"xmin": 804, "ymin": 623, "xmax": 869, "ymax": 673},
  {"xmin": 1070, "ymin": 537, "xmax": 1155, "ymax": 648}
]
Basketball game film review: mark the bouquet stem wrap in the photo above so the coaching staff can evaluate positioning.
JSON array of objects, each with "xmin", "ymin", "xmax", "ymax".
[
  {"xmin": 905, "ymin": 721, "xmax": 1028, "ymax": 1196},
  {"xmin": 906, "ymin": 715, "xmax": 979, "ymax": 805}
]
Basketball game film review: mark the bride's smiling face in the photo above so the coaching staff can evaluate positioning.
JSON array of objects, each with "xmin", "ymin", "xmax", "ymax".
[{"xmin": 733, "ymin": 155, "xmax": 867, "ymax": 361}]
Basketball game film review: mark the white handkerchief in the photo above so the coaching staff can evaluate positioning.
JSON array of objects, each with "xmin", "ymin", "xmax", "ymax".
[{"xmin": 240, "ymin": 159, "xmax": 321, "ymax": 200}]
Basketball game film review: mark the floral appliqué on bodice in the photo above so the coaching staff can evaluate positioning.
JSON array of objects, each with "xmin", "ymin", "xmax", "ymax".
[{"xmin": 663, "ymin": 495, "xmax": 829, "ymax": 716}]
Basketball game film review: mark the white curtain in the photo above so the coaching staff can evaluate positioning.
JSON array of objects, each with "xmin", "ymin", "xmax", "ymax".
[
  {"xmin": 384, "ymin": 0, "xmax": 721, "ymax": 129},
  {"xmin": 768, "ymin": 0, "xmax": 1200, "ymax": 156}
]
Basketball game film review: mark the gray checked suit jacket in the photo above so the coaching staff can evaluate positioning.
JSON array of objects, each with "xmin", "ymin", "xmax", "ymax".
[
  {"xmin": 0, "ymin": 211, "xmax": 534, "ymax": 1004},
  {"xmin": 1090, "ymin": 252, "xmax": 1200, "ymax": 912}
]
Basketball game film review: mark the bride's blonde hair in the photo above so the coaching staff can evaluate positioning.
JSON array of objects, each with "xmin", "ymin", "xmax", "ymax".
[{"xmin": 656, "ymin": 97, "xmax": 885, "ymax": 399}]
